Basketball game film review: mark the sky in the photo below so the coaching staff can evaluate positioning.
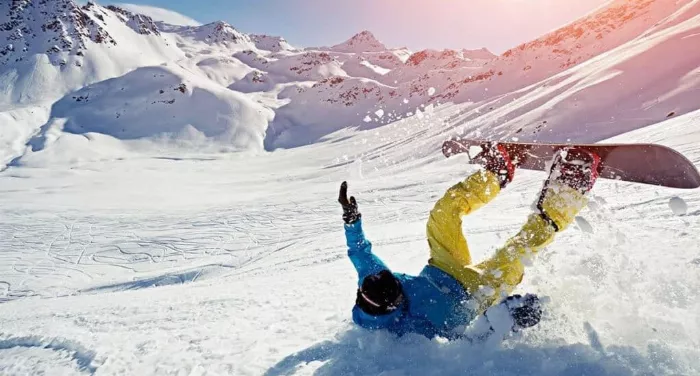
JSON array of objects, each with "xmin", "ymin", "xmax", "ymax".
[{"xmin": 104, "ymin": 0, "xmax": 611, "ymax": 53}]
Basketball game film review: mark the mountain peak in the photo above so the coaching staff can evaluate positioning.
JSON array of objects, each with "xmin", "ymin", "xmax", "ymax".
[
  {"xmin": 354, "ymin": 30, "xmax": 376, "ymax": 39},
  {"xmin": 106, "ymin": 5, "xmax": 160, "ymax": 36},
  {"xmin": 404, "ymin": 48, "xmax": 494, "ymax": 68},
  {"xmin": 180, "ymin": 21, "xmax": 252, "ymax": 46},
  {"xmin": 329, "ymin": 30, "xmax": 386, "ymax": 53},
  {"xmin": 461, "ymin": 47, "xmax": 496, "ymax": 60},
  {"xmin": 249, "ymin": 34, "xmax": 295, "ymax": 52}
]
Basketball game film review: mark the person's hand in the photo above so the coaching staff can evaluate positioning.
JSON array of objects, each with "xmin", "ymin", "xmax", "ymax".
[{"xmin": 338, "ymin": 181, "xmax": 361, "ymax": 224}]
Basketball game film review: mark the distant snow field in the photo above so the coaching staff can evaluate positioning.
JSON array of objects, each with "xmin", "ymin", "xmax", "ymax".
[{"xmin": 1, "ymin": 0, "xmax": 700, "ymax": 375}]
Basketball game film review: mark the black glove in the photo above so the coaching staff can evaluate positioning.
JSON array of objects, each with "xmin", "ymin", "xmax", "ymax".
[
  {"xmin": 338, "ymin": 181, "xmax": 361, "ymax": 224},
  {"xmin": 506, "ymin": 294, "xmax": 542, "ymax": 329}
]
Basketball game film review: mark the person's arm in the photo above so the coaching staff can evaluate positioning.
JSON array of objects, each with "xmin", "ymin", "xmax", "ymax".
[
  {"xmin": 345, "ymin": 219, "xmax": 389, "ymax": 282},
  {"xmin": 338, "ymin": 182, "xmax": 390, "ymax": 282}
]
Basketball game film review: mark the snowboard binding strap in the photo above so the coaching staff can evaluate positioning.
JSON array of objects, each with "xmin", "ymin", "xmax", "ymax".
[{"xmin": 536, "ymin": 148, "xmax": 601, "ymax": 232}]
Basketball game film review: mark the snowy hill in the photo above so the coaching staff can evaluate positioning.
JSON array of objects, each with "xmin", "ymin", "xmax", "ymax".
[
  {"xmin": 1, "ymin": 83, "xmax": 700, "ymax": 376},
  {"xmin": 265, "ymin": 0, "xmax": 700, "ymax": 149},
  {"xmin": 261, "ymin": 0, "xmax": 700, "ymax": 149},
  {"xmin": 12, "ymin": 64, "xmax": 272, "ymax": 168},
  {"xmin": 405, "ymin": 48, "xmax": 494, "ymax": 69}
]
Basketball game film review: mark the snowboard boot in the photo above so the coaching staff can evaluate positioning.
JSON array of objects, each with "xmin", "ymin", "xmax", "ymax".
[
  {"xmin": 473, "ymin": 142, "xmax": 515, "ymax": 189},
  {"xmin": 536, "ymin": 148, "xmax": 601, "ymax": 231},
  {"xmin": 477, "ymin": 293, "xmax": 542, "ymax": 340},
  {"xmin": 504, "ymin": 294, "xmax": 542, "ymax": 330}
]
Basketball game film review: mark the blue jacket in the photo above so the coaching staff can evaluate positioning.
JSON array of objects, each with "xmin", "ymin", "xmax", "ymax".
[{"xmin": 346, "ymin": 219, "xmax": 478, "ymax": 339}]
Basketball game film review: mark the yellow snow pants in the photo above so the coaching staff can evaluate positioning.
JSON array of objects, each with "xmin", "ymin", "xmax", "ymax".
[{"xmin": 427, "ymin": 170, "xmax": 588, "ymax": 313}]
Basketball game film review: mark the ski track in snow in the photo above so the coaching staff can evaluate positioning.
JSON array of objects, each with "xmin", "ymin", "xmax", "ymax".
[{"xmin": 0, "ymin": 105, "xmax": 699, "ymax": 375}]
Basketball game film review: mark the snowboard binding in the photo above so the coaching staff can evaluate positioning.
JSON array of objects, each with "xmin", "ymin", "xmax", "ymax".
[
  {"xmin": 473, "ymin": 142, "xmax": 515, "ymax": 189},
  {"xmin": 537, "ymin": 148, "xmax": 601, "ymax": 231},
  {"xmin": 547, "ymin": 148, "xmax": 601, "ymax": 194},
  {"xmin": 443, "ymin": 139, "xmax": 700, "ymax": 189}
]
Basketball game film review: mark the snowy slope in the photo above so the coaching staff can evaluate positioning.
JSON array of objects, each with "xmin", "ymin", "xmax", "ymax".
[
  {"xmin": 1, "ymin": 103, "xmax": 699, "ymax": 375},
  {"xmin": 261, "ymin": 0, "xmax": 700, "ymax": 150},
  {"xmin": 11, "ymin": 64, "xmax": 273, "ymax": 168},
  {"xmin": 1, "ymin": 1, "xmax": 700, "ymax": 374},
  {"xmin": 4, "ymin": 0, "xmax": 700, "ymax": 168},
  {"xmin": 461, "ymin": 47, "xmax": 497, "ymax": 60},
  {"xmin": 165, "ymin": 21, "xmax": 254, "ymax": 49},
  {"xmin": 233, "ymin": 49, "xmax": 347, "ymax": 85},
  {"xmin": 405, "ymin": 48, "xmax": 494, "ymax": 70},
  {"xmin": 0, "ymin": 105, "xmax": 50, "ymax": 167},
  {"xmin": 0, "ymin": 2, "xmax": 270, "ymax": 169},
  {"xmin": 434, "ymin": 0, "xmax": 698, "ymax": 103},
  {"xmin": 441, "ymin": 0, "xmax": 700, "ymax": 144},
  {"xmin": 267, "ymin": 0, "xmax": 700, "ymax": 150}
]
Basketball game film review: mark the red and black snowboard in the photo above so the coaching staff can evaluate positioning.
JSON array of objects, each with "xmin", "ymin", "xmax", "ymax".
[{"xmin": 442, "ymin": 139, "xmax": 700, "ymax": 189}]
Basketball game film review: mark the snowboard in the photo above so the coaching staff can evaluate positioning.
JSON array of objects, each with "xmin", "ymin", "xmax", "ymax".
[{"xmin": 442, "ymin": 139, "xmax": 700, "ymax": 189}]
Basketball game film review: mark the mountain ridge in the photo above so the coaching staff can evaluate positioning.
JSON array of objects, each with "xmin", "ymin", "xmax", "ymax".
[{"xmin": 1, "ymin": 0, "xmax": 699, "ymax": 167}]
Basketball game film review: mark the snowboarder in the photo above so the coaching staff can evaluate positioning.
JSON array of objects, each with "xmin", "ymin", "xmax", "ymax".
[{"xmin": 338, "ymin": 144, "xmax": 600, "ymax": 341}]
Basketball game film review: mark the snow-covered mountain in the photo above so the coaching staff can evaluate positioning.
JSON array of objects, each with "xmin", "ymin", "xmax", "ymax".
[
  {"xmin": 114, "ymin": 3, "xmax": 202, "ymax": 27},
  {"xmin": 433, "ymin": 0, "xmax": 699, "ymax": 103},
  {"xmin": 167, "ymin": 21, "xmax": 253, "ymax": 48},
  {"xmin": 250, "ymin": 33, "xmax": 296, "ymax": 53},
  {"xmin": 405, "ymin": 48, "xmax": 495, "ymax": 69},
  {"xmin": 261, "ymin": 0, "xmax": 700, "ymax": 149},
  {"xmin": 433, "ymin": 0, "xmax": 700, "ymax": 143},
  {"xmin": 2, "ymin": 0, "xmax": 700, "ymax": 164},
  {"xmin": 0, "ymin": 1, "xmax": 184, "ymax": 105},
  {"xmin": 19, "ymin": 64, "xmax": 273, "ymax": 165},
  {"xmin": 326, "ymin": 30, "xmax": 387, "ymax": 53}
]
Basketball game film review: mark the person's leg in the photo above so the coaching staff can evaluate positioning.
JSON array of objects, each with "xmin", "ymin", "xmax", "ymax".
[
  {"xmin": 458, "ymin": 148, "xmax": 599, "ymax": 313},
  {"xmin": 427, "ymin": 170, "xmax": 501, "ymax": 277}
]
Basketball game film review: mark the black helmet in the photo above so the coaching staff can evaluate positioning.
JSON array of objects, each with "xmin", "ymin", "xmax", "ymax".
[{"xmin": 356, "ymin": 270, "xmax": 405, "ymax": 315}]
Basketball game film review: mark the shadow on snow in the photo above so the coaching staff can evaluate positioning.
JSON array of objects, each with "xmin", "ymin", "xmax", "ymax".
[{"xmin": 265, "ymin": 323, "xmax": 688, "ymax": 376}]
